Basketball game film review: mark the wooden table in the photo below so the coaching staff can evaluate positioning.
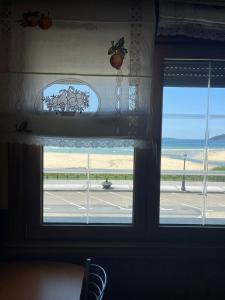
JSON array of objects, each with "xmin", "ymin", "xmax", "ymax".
[{"xmin": 0, "ymin": 261, "xmax": 85, "ymax": 300}]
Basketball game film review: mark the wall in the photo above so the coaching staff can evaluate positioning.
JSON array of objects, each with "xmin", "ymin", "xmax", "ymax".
[{"xmin": 0, "ymin": 144, "xmax": 8, "ymax": 209}]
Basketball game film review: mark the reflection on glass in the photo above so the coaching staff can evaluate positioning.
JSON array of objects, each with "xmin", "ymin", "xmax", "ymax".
[{"xmin": 43, "ymin": 145, "xmax": 134, "ymax": 224}]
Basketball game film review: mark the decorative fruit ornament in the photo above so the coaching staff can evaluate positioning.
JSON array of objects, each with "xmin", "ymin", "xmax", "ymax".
[
  {"xmin": 20, "ymin": 10, "xmax": 52, "ymax": 30},
  {"xmin": 21, "ymin": 11, "xmax": 40, "ymax": 27},
  {"xmin": 108, "ymin": 38, "xmax": 128, "ymax": 114},
  {"xmin": 110, "ymin": 52, "xmax": 124, "ymax": 70},
  {"xmin": 38, "ymin": 11, "xmax": 53, "ymax": 30},
  {"xmin": 108, "ymin": 37, "xmax": 128, "ymax": 70}
]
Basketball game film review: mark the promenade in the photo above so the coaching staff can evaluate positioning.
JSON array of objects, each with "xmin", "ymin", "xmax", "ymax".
[
  {"xmin": 43, "ymin": 180, "xmax": 225, "ymax": 225},
  {"xmin": 44, "ymin": 180, "xmax": 225, "ymax": 193}
]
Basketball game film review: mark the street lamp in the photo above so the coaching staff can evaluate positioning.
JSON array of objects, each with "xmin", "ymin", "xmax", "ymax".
[{"xmin": 181, "ymin": 152, "xmax": 187, "ymax": 191}]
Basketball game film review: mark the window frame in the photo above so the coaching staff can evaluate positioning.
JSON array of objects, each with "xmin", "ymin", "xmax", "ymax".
[
  {"xmin": 150, "ymin": 43, "xmax": 225, "ymax": 242},
  {"xmin": 8, "ymin": 43, "xmax": 225, "ymax": 243},
  {"xmin": 15, "ymin": 144, "xmax": 153, "ymax": 241}
]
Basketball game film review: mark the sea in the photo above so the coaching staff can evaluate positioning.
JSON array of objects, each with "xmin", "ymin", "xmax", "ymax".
[
  {"xmin": 44, "ymin": 138, "xmax": 225, "ymax": 166},
  {"xmin": 45, "ymin": 139, "xmax": 225, "ymax": 153},
  {"xmin": 161, "ymin": 139, "xmax": 225, "ymax": 166},
  {"xmin": 44, "ymin": 145, "xmax": 134, "ymax": 155}
]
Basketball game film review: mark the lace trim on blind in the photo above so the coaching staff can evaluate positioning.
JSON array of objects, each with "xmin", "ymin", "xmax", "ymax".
[
  {"xmin": 7, "ymin": 134, "xmax": 150, "ymax": 149},
  {"xmin": 129, "ymin": 0, "xmax": 142, "ymax": 113}
]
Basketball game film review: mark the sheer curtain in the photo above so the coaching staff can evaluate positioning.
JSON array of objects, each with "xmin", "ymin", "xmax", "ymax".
[{"xmin": 0, "ymin": 0, "xmax": 155, "ymax": 147}]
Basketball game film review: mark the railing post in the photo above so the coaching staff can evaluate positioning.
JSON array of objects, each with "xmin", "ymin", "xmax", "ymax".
[{"xmin": 181, "ymin": 153, "xmax": 187, "ymax": 191}]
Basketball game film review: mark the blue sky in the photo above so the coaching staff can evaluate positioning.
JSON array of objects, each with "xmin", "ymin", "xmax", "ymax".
[{"xmin": 162, "ymin": 87, "xmax": 225, "ymax": 140}]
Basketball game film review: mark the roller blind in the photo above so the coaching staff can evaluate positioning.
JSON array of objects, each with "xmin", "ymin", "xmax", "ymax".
[
  {"xmin": 164, "ymin": 60, "xmax": 225, "ymax": 88},
  {"xmin": 0, "ymin": 0, "xmax": 155, "ymax": 147}
]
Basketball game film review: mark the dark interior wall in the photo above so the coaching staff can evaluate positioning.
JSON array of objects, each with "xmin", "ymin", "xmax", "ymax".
[
  {"xmin": 105, "ymin": 257, "xmax": 225, "ymax": 300},
  {"xmin": 0, "ymin": 144, "xmax": 8, "ymax": 244},
  {"xmin": 0, "ymin": 144, "xmax": 8, "ymax": 210}
]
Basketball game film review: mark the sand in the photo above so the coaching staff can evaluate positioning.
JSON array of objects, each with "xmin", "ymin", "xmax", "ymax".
[
  {"xmin": 194, "ymin": 150, "xmax": 225, "ymax": 162},
  {"xmin": 44, "ymin": 152, "xmax": 134, "ymax": 170},
  {"xmin": 160, "ymin": 157, "xmax": 215, "ymax": 170},
  {"xmin": 44, "ymin": 151, "xmax": 221, "ymax": 171}
]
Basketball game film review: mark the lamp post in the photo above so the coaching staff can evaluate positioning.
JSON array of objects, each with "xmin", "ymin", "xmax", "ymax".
[{"xmin": 181, "ymin": 153, "xmax": 187, "ymax": 191}]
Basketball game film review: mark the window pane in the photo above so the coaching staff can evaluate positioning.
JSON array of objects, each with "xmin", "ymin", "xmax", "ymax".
[
  {"xmin": 160, "ymin": 60, "xmax": 225, "ymax": 226},
  {"xmin": 205, "ymin": 115, "xmax": 225, "ymax": 225},
  {"xmin": 43, "ymin": 144, "xmax": 134, "ymax": 224},
  {"xmin": 160, "ymin": 117, "xmax": 206, "ymax": 225}
]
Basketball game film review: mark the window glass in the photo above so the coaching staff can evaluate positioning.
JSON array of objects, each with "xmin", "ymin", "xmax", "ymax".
[
  {"xmin": 160, "ymin": 60, "xmax": 225, "ymax": 225},
  {"xmin": 43, "ymin": 144, "xmax": 134, "ymax": 224},
  {"xmin": 206, "ymin": 116, "xmax": 225, "ymax": 224}
]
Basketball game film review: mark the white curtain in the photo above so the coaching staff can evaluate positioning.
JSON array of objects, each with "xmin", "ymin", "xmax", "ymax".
[
  {"xmin": 158, "ymin": 0, "xmax": 225, "ymax": 41},
  {"xmin": 0, "ymin": 0, "xmax": 155, "ymax": 147}
]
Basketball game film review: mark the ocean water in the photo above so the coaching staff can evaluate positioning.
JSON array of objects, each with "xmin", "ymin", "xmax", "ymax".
[
  {"xmin": 45, "ymin": 138, "xmax": 225, "ymax": 154},
  {"xmin": 161, "ymin": 139, "xmax": 225, "ymax": 166},
  {"xmin": 44, "ymin": 146, "xmax": 134, "ymax": 155},
  {"xmin": 161, "ymin": 138, "xmax": 225, "ymax": 150},
  {"xmin": 44, "ymin": 138, "xmax": 225, "ymax": 166}
]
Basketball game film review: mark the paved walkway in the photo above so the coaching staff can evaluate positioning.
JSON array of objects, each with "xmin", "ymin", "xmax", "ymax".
[{"xmin": 44, "ymin": 180, "xmax": 225, "ymax": 193}]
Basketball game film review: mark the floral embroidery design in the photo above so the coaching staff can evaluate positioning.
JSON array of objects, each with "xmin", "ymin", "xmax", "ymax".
[{"xmin": 42, "ymin": 86, "xmax": 89, "ymax": 113}]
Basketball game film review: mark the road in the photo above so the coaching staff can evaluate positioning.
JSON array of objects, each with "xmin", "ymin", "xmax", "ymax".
[
  {"xmin": 43, "ymin": 188, "xmax": 225, "ymax": 225},
  {"xmin": 44, "ymin": 190, "xmax": 132, "ymax": 223}
]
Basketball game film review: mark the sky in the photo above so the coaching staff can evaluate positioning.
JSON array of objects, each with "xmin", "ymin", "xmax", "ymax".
[{"xmin": 162, "ymin": 87, "xmax": 225, "ymax": 140}]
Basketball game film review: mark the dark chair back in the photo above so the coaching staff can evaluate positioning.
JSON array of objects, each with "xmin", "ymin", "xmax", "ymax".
[{"xmin": 83, "ymin": 258, "xmax": 107, "ymax": 300}]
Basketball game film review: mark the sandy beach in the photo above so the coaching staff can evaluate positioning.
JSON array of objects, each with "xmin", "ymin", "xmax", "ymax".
[
  {"xmin": 160, "ymin": 156, "xmax": 207, "ymax": 171},
  {"xmin": 44, "ymin": 152, "xmax": 134, "ymax": 170},
  {"xmin": 194, "ymin": 150, "xmax": 225, "ymax": 162},
  {"xmin": 44, "ymin": 151, "xmax": 222, "ymax": 171}
]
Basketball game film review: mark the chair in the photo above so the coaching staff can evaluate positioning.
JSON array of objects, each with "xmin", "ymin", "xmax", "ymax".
[{"xmin": 83, "ymin": 258, "xmax": 107, "ymax": 300}]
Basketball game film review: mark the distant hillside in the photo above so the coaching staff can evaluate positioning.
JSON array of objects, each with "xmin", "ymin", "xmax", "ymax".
[
  {"xmin": 162, "ymin": 137, "xmax": 178, "ymax": 142},
  {"xmin": 210, "ymin": 134, "xmax": 225, "ymax": 141}
]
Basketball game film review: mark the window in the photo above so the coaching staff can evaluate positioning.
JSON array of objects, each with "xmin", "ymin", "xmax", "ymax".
[
  {"xmin": 4, "ymin": 1, "xmax": 225, "ymax": 246},
  {"xmin": 43, "ymin": 144, "xmax": 134, "ymax": 224},
  {"xmin": 160, "ymin": 60, "xmax": 225, "ymax": 226},
  {"xmin": 19, "ymin": 77, "xmax": 150, "ymax": 240},
  {"xmin": 20, "ymin": 143, "xmax": 149, "ymax": 241},
  {"xmin": 38, "ymin": 82, "xmax": 136, "ymax": 226},
  {"xmin": 144, "ymin": 44, "xmax": 225, "ymax": 242},
  {"xmin": 9, "ymin": 45, "xmax": 225, "ymax": 243}
]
